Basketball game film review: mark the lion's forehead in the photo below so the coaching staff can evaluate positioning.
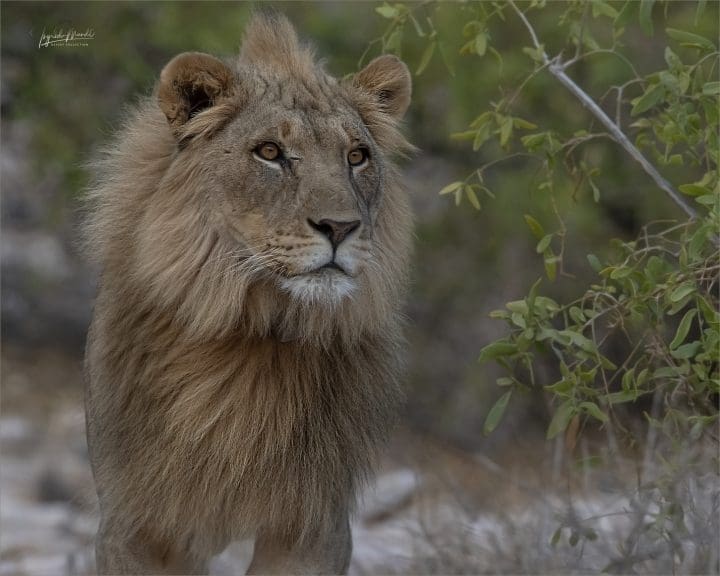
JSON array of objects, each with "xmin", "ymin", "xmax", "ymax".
[
  {"xmin": 237, "ymin": 69, "xmax": 367, "ymax": 141},
  {"xmin": 282, "ymin": 115, "xmax": 368, "ymax": 152},
  {"xmin": 244, "ymin": 67, "xmax": 345, "ymax": 112}
]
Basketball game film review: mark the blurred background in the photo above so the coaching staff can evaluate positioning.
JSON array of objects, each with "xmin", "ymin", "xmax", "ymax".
[{"xmin": 1, "ymin": 2, "xmax": 717, "ymax": 574}]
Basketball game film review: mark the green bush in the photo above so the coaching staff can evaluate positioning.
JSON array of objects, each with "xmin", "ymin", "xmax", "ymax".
[{"xmin": 374, "ymin": 0, "xmax": 718, "ymax": 569}]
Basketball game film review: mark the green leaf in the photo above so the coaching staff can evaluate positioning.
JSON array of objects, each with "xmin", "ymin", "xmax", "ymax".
[
  {"xmin": 376, "ymin": 3, "xmax": 399, "ymax": 19},
  {"xmin": 522, "ymin": 44, "xmax": 545, "ymax": 62},
  {"xmin": 527, "ymin": 277, "xmax": 542, "ymax": 310},
  {"xmin": 696, "ymin": 194, "xmax": 719, "ymax": 207},
  {"xmin": 535, "ymin": 296, "xmax": 560, "ymax": 313},
  {"xmin": 465, "ymin": 185, "xmax": 481, "ymax": 210},
  {"xmin": 513, "ymin": 117, "xmax": 538, "ymax": 130},
  {"xmin": 702, "ymin": 81, "xmax": 720, "ymax": 96},
  {"xmin": 670, "ymin": 282, "xmax": 696, "ymax": 302},
  {"xmin": 580, "ymin": 401, "xmax": 609, "ymax": 423},
  {"xmin": 547, "ymin": 400, "xmax": 575, "ymax": 439},
  {"xmin": 666, "ymin": 28, "xmax": 716, "ymax": 51},
  {"xmin": 473, "ymin": 122, "xmax": 493, "ymax": 150},
  {"xmin": 610, "ymin": 266, "xmax": 634, "ymax": 279},
  {"xmin": 544, "ymin": 253, "xmax": 558, "ymax": 282},
  {"xmin": 439, "ymin": 181, "xmax": 463, "ymax": 195},
  {"xmin": 664, "ymin": 46, "xmax": 682, "ymax": 69},
  {"xmin": 607, "ymin": 390, "xmax": 639, "ymax": 404},
  {"xmin": 698, "ymin": 295, "xmax": 720, "ymax": 326},
  {"xmin": 622, "ymin": 368, "xmax": 635, "ymax": 391},
  {"xmin": 489, "ymin": 309, "xmax": 510, "ymax": 319},
  {"xmin": 415, "ymin": 41, "xmax": 436, "ymax": 75},
  {"xmin": 591, "ymin": 0, "xmax": 618, "ymax": 19},
  {"xmin": 499, "ymin": 115, "xmax": 513, "ymax": 147},
  {"xmin": 561, "ymin": 330, "xmax": 598, "ymax": 353},
  {"xmin": 587, "ymin": 254, "xmax": 602, "ymax": 272},
  {"xmin": 639, "ymin": 0, "xmax": 655, "ymax": 36},
  {"xmin": 450, "ymin": 130, "xmax": 477, "ymax": 141},
  {"xmin": 654, "ymin": 366, "xmax": 688, "ymax": 379},
  {"xmin": 569, "ymin": 306, "xmax": 585, "ymax": 324},
  {"xmin": 521, "ymin": 132, "xmax": 548, "ymax": 151},
  {"xmin": 506, "ymin": 300, "xmax": 529, "ymax": 314},
  {"xmin": 670, "ymin": 309, "xmax": 697, "ymax": 350},
  {"xmin": 483, "ymin": 390, "xmax": 513, "ymax": 435},
  {"xmin": 478, "ymin": 340, "xmax": 517, "ymax": 362},
  {"xmin": 470, "ymin": 111, "xmax": 493, "ymax": 129},
  {"xmin": 545, "ymin": 379, "xmax": 574, "ymax": 394},
  {"xmin": 671, "ymin": 341, "xmax": 701, "ymax": 359},
  {"xmin": 631, "ymin": 83, "xmax": 664, "ymax": 116},
  {"xmin": 474, "ymin": 32, "xmax": 487, "ymax": 56},
  {"xmin": 645, "ymin": 255, "xmax": 668, "ymax": 280},
  {"xmin": 598, "ymin": 354, "xmax": 617, "ymax": 371},
  {"xmin": 524, "ymin": 214, "xmax": 545, "ymax": 239},
  {"xmin": 536, "ymin": 234, "xmax": 552, "ymax": 253}
]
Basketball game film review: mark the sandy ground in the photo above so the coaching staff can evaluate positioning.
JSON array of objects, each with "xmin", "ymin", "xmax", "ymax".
[{"xmin": 2, "ymin": 346, "xmax": 718, "ymax": 575}]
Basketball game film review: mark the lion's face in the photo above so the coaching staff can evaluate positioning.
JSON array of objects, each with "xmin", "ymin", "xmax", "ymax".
[
  {"xmin": 206, "ymin": 98, "xmax": 385, "ymax": 304},
  {"xmin": 126, "ymin": 16, "xmax": 414, "ymax": 340}
]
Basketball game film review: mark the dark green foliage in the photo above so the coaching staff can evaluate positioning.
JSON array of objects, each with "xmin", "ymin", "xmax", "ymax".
[
  {"xmin": 374, "ymin": 1, "xmax": 718, "ymax": 569},
  {"xmin": 374, "ymin": 0, "xmax": 718, "ymax": 447}
]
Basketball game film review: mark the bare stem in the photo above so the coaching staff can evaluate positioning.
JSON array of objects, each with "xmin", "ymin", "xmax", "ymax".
[{"xmin": 507, "ymin": 0, "xmax": 699, "ymax": 221}]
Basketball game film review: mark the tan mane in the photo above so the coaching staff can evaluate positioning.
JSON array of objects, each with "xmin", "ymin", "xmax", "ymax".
[{"xmin": 239, "ymin": 10, "xmax": 317, "ymax": 74}]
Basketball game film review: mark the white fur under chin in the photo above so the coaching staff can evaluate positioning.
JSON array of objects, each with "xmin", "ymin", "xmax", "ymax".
[{"xmin": 280, "ymin": 272, "xmax": 357, "ymax": 306}]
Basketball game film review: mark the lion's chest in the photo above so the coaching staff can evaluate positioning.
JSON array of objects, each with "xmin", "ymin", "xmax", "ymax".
[
  {"xmin": 140, "ymin": 338, "xmax": 387, "ymax": 536},
  {"xmin": 92, "ymin": 329, "xmax": 398, "ymax": 544}
]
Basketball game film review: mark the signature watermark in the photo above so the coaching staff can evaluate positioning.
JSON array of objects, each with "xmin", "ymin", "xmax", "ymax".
[{"xmin": 38, "ymin": 27, "xmax": 95, "ymax": 49}]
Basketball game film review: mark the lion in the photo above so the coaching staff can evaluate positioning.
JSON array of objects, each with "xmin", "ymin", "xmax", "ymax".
[{"xmin": 83, "ymin": 12, "xmax": 413, "ymax": 575}]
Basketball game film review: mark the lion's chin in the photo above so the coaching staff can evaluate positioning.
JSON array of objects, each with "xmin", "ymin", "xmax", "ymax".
[{"xmin": 279, "ymin": 270, "xmax": 357, "ymax": 306}]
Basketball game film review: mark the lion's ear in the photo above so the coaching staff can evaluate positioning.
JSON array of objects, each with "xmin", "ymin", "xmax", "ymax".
[
  {"xmin": 353, "ymin": 55, "xmax": 411, "ymax": 120},
  {"xmin": 157, "ymin": 52, "xmax": 234, "ymax": 133}
]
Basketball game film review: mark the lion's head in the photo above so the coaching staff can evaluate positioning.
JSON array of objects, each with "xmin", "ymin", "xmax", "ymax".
[{"xmin": 86, "ymin": 13, "xmax": 413, "ymax": 343}]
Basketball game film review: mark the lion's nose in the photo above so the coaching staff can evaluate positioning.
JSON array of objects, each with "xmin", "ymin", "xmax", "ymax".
[{"xmin": 308, "ymin": 218, "xmax": 361, "ymax": 249}]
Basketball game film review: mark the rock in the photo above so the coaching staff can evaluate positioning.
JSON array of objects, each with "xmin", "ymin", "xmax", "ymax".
[{"xmin": 360, "ymin": 468, "xmax": 419, "ymax": 523}]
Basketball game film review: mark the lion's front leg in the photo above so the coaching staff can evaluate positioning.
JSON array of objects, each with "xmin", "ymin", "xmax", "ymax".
[
  {"xmin": 246, "ymin": 511, "xmax": 352, "ymax": 575},
  {"xmin": 95, "ymin": 518, "xmax": 208, "ymax": 576}
]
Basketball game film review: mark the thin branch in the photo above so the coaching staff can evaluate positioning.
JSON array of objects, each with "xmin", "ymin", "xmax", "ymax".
[
  {"xmin": 549, "ymin": 66, "xmax": 699, "ymax": 220},
  {"xmin": 507, "ymin": 0, "xmax": 699, "ymax": 221}
]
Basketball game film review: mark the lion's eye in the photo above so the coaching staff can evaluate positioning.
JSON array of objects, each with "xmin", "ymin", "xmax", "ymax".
[
  {"xmin": 347, "ymin": 148, "xmax": 369, "ymax": 167},
  {"xmin": 255, "ymin": 142, "xmax": 281, "ymax": 161}
]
